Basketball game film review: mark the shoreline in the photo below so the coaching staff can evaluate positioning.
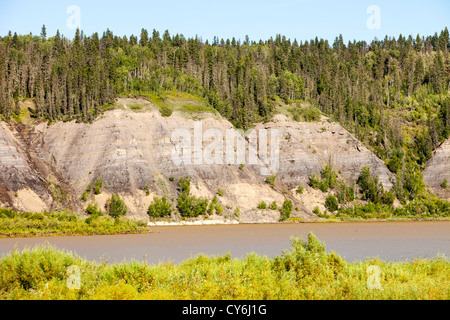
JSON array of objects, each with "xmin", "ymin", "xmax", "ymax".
[
  {"xmin": 147, "ymin": 216, "xmax": 450, "ymax": 227},
  {"xmin": 0, "ymin": 217, "xmax": 448, "ymax": 239}
]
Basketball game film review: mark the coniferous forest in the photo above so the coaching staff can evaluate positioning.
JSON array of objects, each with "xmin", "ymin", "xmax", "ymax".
[{"xmin": 0, "ymin": 26, "xmax": 449, "ymax": 203}]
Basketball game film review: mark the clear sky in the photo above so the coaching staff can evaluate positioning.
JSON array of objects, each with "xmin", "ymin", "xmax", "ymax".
[{"xmin": 0, "ymin": 0, "xmax": 449, "ymax": 43}]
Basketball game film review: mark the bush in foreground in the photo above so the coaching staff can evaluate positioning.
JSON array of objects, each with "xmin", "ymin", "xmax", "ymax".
[{"xmin": 0, "ymin": 233, "xmax": 448, "ymax": 300}]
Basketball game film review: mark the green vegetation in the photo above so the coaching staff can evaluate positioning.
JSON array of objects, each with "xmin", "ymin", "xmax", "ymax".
[
  {"xmin": 269, "ymin": 201, "xmax": 278, "ymax": 210},
  {"xmin": 215, "ymin": 204, "xmax": 224, "ymax": 216},
  {"xmin": 129, "ymin": 104, "xmax": 142, "ymax": 110},
  {"xmin": 176, "ymin": 177, "xmax": 209, "ymax": 218},
  {"xmin": 279, "ymin": 199, "xmax": 293, "ymax": 221},
  {"xmin": 207, "ymin": 196, "xmax": 218, "ymax": 215},
  {"xmin": 106, "ymin": 194, "xmax": 127, "ymax": 218},
  {"xmin": 217, "ymin": 189, "xmax": 224, "ymax": 197},
  {"xmin": 289, "ymin": 104, "xmax": 321, "ymax": 122},
  {"xmin": 1, "ymin": 28, "xmax": 450, "ymax": 210},
  {"xmin": 306, "ymin": 162, "xmax": 450, "ymax": 220},
  {"xmin": 296, "ymin": 185, "xmax": 304, "ymax": 194},
  {"xmin": 325, "ymin": 195, "xmax": 339, "ymax": 212},
  {"xmin": 257, "ymin": 201, "xmax": 267, "ymax": 210},
  {"xmin": 309, "ymin": 163, "xmax": 339, "ymax": 192},
  {"xmin": 177, "ymin": 194, "xmax": 209, "ymax": 218},
  {"xmin": 313, "ymin": 207, "xmax": 321, "ymax": 216},
  {"xmin": 357, "ymin": 167, "xmax": 395, "ymax": 206},
  {"xmin": 147, "ymin": 196, "xmax": 173, "ymax": 218},
  {"xmin": 0, "ymin": 233, "xmax": 447, "ymax": 300},
  {"xmin": 323, "ymin": 194, "xmax": 450, "ymax": 220},
  {"xmin": 81, "ymin": 185, "xmax": 93, "ymax": 202},
  {"xmin": 93, "ymin": 179, "xmax": 103, "ymax": 195},
  {"xmin": 441, "ymin": 179, "xmax": 448, "ymax": 189},
  {"xmin": 0, "ymin": 208, "xmax": 147, "ymax": 238},
  {"xmin": 85, "ymin": 203, "xmax": 103, "ymax": 217},
  {"xmin": 335, "ymin": 180, "xmax": 355, "ymax": 204},
  {"xmin": 159, "ymin": 104, "xmax": 173, "ymax": 117},
  {"xmin": 265, "ymin": 175, "xmax": 277, "ymax": 187}
]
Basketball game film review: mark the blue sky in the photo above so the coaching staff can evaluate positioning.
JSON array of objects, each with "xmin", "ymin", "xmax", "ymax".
[{"xmin": 0, "ymin": 0, "xmax": 449, "ymax": 43}]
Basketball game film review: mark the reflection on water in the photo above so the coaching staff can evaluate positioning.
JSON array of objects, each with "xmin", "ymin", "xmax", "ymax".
[{"xmin": 0, "ymin": 221, "xmax": 448, "ymax": 264}]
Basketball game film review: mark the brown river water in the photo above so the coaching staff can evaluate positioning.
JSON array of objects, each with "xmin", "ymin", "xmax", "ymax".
[{"xmin": 0, "ymin": 221, "xmax": 448, "ymax": 264}]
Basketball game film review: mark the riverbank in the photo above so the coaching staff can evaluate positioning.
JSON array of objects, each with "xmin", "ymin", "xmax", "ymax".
[
  {"xmin": 1, "ymin": 206, "xmax": 450, "ymax": 238},
  {"xmin": 0, "ymin": 209, "xmax": 149, "ymax": 238},
  {"xmin": 0, "ymin": 233, "xmax": 448, "ymax": 300}
]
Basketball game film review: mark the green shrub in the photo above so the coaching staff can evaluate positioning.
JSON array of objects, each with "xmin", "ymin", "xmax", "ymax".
[
  {"xmin": 309, "ymin": 173, "xmax": 321, "ymax": 189},
  {"xmin": 296, "ymin": 105, "xmax": 321, "ymax": 122},
  {"xmin": 81, "ymin": 191, "xmax": 88, "ymax": 202},
  {"xmin": 265, "ymin": 175, "xmax": 276, "ymax": 187},
  {"xmin": 1, "ymin": 234, "xmax": 448, "ymax": 300},
  {"xmin": 269, "ymin": 201, "xmax": 278, "ymax": 210},
  {"xmin": 0, "ymin": 246, "xmax": 79, "ymax": 291},
  {"xmin": 94, "ymin": 179, "xmax": 103, "ymax": 195},
  {"xmin": 309, "ymin": 164, "xmax": 339, "ymax": 192},
  {"xmin": 82, "ymin": 184, "xmax": 93, "ymax": 202},
  {"xmin": 257, "ymin": 201, "xmax": 267, "ymax": 210},
  {"xmin": 107, "ymin": 194, "xmax": 127, "ymax": 218},
  {"xmin": 215, "ymin": 204, "xmax": 224, "ymax": 216},
  {"xmin": 0, "ymin": 208, "xmax": 17, "ymax": 219},
  {"xmin": 176, "ymin": 176, "xmax": 209, "ymax": 217},
  {"xmin": 280, "ymin": 199, "xmax": 293, "ymax": 221},
  {"xmin": 177, "ymin": 193, "xmax": 209, "ymax": 217},
  {"xmin": 441, "ymin": 179, "xmax": 448, "ymax": 189},
  {"xmin": 217, "ymin": 189, "xmax": 224, "ymax": 197},
  {"xmin": 325, "ymin": 195, "xmax": 339, "ymax": 212},
  {"xmin": 336, "ymin": 181, "xmax": 355, "ymax": 204},
  {"xmin": 393, "ymin": 196, "xmax": 450, "ymax": 217},
  {"xmin": 85, "ymin": 203, "xmax": 103, "ymax": 216},
  {"xmin": 147, "ymin": 196, "xmax": 173, "ymax": 218},
  {"xmin": 319, "ymin": 180, "xmax": 329, "ymax": 192},
  {"xmin": 357, "ymin": 167, "xmax": 395, "ymax": 205},
  {"xmin": 207, "ymin": 196, "xmax": 218, "ymax": 215},
  {"xmin": 159, "ymin": 105, "xmax": 173, "ymax": 117},
  {"xmin": 177, "ymin": 176, "xmax": 191, "ymax": 194},
  {"xmin": 321, "ymin": 164, "xmax": 338, "ymax": 190},
  {"xmin": 296, "ymin": 185, "xmax": 304, "ymax": 194}
]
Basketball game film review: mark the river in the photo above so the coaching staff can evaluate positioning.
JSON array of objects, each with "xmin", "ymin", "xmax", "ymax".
[{"xmin": 0, "ymin": 221, "xmax": 448, "ymax": 264}]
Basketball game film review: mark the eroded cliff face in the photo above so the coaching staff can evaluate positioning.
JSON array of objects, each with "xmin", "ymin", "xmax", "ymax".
[
  {"xmin": 424, "ymin": 139, "xmax": 450, "ymax": 200},
  {"xmin": 0, "ymin": 121, "xmax": 76, "ymax": 213},
  {"xmin": 0, "ymin": 99, "xmax": 397, "ymax": 221}
]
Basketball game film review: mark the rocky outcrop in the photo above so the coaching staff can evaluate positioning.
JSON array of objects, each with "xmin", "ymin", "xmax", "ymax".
[
  {"xmin": 0, "ymin": 99, "xmax": 397, "ymax": 221},
  {"xmin": 423, "ymin": 139, "xmax": 450, "ymax": 200},
  {"xmin": 0, "ymin": 122, "xmax": 52, "ymax": 211},
  {"xmin": 257, "ymin": 114, "xmax": 394, "ymax": 190}
]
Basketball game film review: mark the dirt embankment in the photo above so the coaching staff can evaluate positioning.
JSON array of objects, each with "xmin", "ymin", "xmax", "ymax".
[
  {"xmin": 0, "ymin": 98, "xmax": 400, "ymax": 222},
  {"xmin": 424, "ymin": 138, "xmax": 450, "ymax": 200}
]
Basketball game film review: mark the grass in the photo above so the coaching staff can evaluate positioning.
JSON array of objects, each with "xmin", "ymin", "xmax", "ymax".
[
  {"xmin": 0, "ymin": 233, "xmax": 448, "ymax": 300},
  {"xmin": 121, "ymin": 90, "xmax": 218, "ymax": 119},
  {"xmin": 0, "ymin": 209, "xmax": 148, "ymax": 238}
]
